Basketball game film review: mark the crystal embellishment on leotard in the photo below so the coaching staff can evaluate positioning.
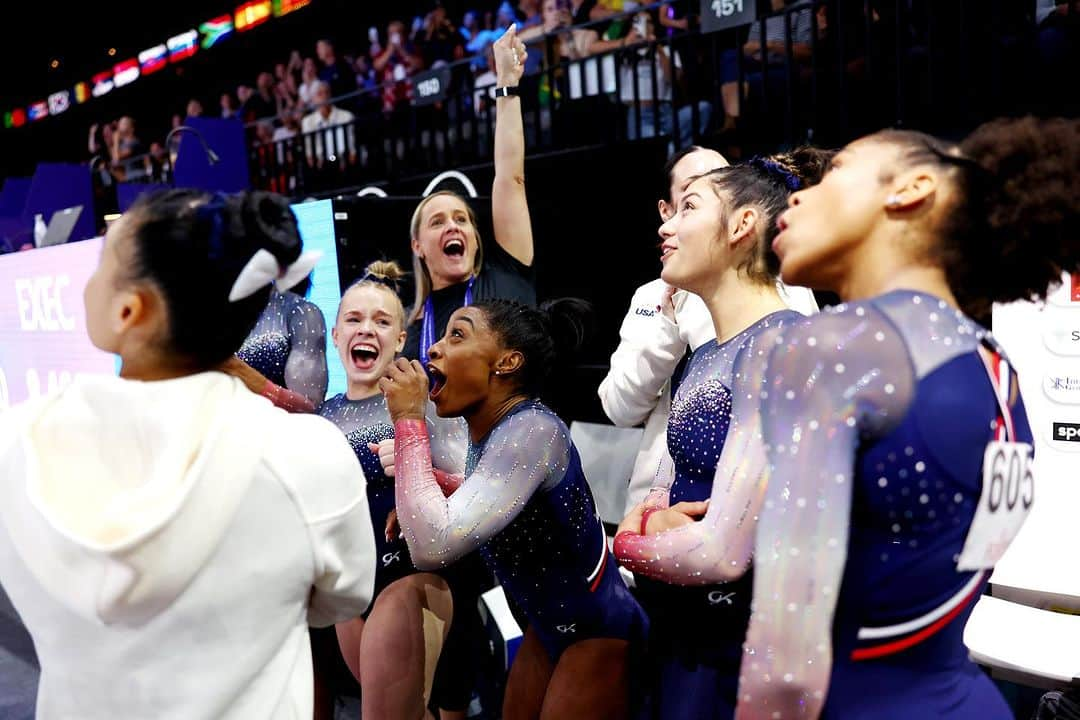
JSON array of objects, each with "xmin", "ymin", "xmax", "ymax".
[{"xmin": 237, "ymin": 332, "xmax": 290, "ymax": 383}]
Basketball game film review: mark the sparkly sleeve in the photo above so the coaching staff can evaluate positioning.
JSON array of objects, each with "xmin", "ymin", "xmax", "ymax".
[
  {"xmin": 284, "ymin": 299, "xmax": 329, "ymax": 407},
  {"xmin": 614, "ymin": 322, "xmax": 784, "ymax": 581},
  {"xmin": 427, "ymin": 407, "xmax": 468, "ymax": 477},
  {"xmin": 394, "ymin": 407, "xmax": 568, "ymax": 569},
  {"xmin": 427, "ymin": 409, "xmax": 468, "ymax": 496},
  {"xmin": 736, "ymin": 307, "xmax": 915, "ymax": 719}
]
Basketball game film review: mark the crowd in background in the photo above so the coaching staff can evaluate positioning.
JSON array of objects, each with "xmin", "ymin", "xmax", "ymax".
[{"xmin": 81, "ymin": 0, "xmax": 717, "ymax": 181}]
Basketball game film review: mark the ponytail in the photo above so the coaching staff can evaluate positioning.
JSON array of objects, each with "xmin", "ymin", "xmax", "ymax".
[
  {"xmin": 127, "ymin": 189, "xmax": 302, "ymax": 369},
  {"xmin": 473, "ymin": 297, "xmax": 593, "ymax": 397}
]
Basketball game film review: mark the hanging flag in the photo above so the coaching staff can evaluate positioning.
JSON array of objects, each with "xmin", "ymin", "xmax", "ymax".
[
  {"xmin": 3, "ymin": 112, "xmax": 13, "ymax": 129},
  {"xmin": 92, "ymin": 71, "xmax": 114, "ymax": 97},
  {"xmin": 114, "ymin": 59, "xmax": 140, "ymax": 88},
  {"xmin": 48, "ymin": 90, "xmax": 71, "ymax": 115},
  {"xmin": 139, "ymin": 44, "xmax": 168, "ymax": 74},
  {"xmin": 235, "ymin": 0, "xmax": 272, "ymax": 31},
  {"xmin": 73, "ymin": 82, "xmax": 91, "ymax": 104},
  {"xmin": 28, "ymin": 101, "xmax": 49, "ymax": 122},
  {"xmin": 200, "ymin": 14, "xmax": 234, "ymax": 48},
  {"xmin": 9, "ymin": 109, "xmax": 27, "ymax": 127},
  {"xmin": 273, "ymin": 0, "xmax": 311, "ymax": 17},
  {"xmin": 168, "ymin": 29, "xmax": 199, "ymax": 62}
]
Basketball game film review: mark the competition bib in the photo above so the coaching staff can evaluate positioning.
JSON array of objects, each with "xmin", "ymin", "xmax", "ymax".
[
  {"xmin": 957, "ymin": 343, "xmax": 1034, "ymax": 571},
  {"xmin": 956, "ymin": 440, "xmax": 1034, "ymax": 571}
]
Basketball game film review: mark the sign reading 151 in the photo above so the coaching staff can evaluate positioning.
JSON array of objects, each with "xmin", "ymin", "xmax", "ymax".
[{"xmin": 702, "ymin": 0, "xmax": 757, "ymax": 33}]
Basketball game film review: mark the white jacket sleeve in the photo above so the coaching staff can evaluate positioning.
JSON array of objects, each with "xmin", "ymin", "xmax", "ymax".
[
  {"xmin": 598, "ymin": 280, "xmax": 690, "ymax": 428},
  {"xmin": 271, "ymin": 415, "xmax": 377, "ymax": 627}
]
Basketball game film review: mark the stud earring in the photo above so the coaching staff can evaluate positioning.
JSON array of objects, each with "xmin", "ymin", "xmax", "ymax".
[{"xmin": 886, "ymin": 195, "xmax": 902, "ymax": 209}]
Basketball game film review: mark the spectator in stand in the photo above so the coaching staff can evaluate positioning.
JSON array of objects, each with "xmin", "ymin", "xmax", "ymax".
[
  {"xmin": 273, "ymin": 109, "xmax": 302, "ymax": 142},
  {"xmin": 372, "ymin": 21, "xmax": 423, "ymax": 117},
  {"xmin": 244, "ymin": 72, "xmax": 279, "ymax": 123},
  {"xmin": 516, "ymin": 0, "xmax": 542, "ymax": 27},
  {"xmin": 469, "ymin": 1, "xmax": 515, "ymax": 54},
  {"xmin": 719, "ymin": 0, "xmax": 813, "ymax": 127},
  {"xmin": 144, "ymin": 142, "xmax": 169, "ymax": 183},
  {"xmin": 354, "ymin": 55, "xmax": 378, "ymax": 93},
  {"xmin": 298, "ymin": 57, "xmax": 320, "ymax": 108},
  {"xmin": 254, "ymin": 121, "xmax": 275, "ymax": 146},
  {"xmin": 569, "ymin": 0, "xmax": 597, "ymax": 24},
  {"xmin": 186, "ymin": 98, "xmax": 204, "ymax": 119},
  {"xmin": 221, "ymin": 91, "xmax": 240, "ymax": 119},
  {"xmin": 112, "ymin": 116, "xmax": 146, "ymax": 182},
  {"xmin": 237, "ymin": 84, "xmax": 254, "ymax": 108},
  {"xmin": 418, "ymin": 4, "xmax": 467, "ymax": 67},
  {"xmin": 620, "ymin": 10, "xmax": 711, "ymax": 150},
  {"xmin": 316, "ymin": 39, "xmax": 359, "ymax": 101},
  {"xmin": 276, "ymin": 64, "xmax": 300, "ymax": 110},
  {"xmin": 87, "ymin": 122, "xmax": 111, "ymax": 159},
  {"xmin": 286, "ymin": 49, "xmax": 304, "ymax": 84},
  {"xmin": 461, "ymin": 10, "xmax": 481, "ymax": 43},
  {"xmin": 473, "ymin": 41, "xmax": 499, "ymax": 112},
  {"xmin": 301, "ymin": 81, "xmax": 356, "ymax": 166},
  {"xmin": 659, "ymin": 2, "xmax": 691, "ymax": 32}
]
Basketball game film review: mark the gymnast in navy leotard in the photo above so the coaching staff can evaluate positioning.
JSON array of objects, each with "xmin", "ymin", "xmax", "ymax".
[
  {"xmin": 228, "ymin": 286, "xmax": 329, "ymax": 412},
  {"xmin": 734, "ymin": 119, "xmax": 1079, "ymax": 719},
  {"xmin": 315, "ymin": 261, "xmax": 465, "ymax": 720},
  {"xmin": 609, "ymin": 153, "xmax": 829, "ymax": 719},
  {"xmin": 383, "ymin": 298, "xmax": 647, "ymax": 720}
]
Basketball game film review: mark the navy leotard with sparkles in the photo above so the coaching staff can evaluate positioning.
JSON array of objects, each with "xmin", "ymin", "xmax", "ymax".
[
  {"xmin": 319, "ymin": 394, "xmax": 411, "ymax": 602},
  {"xmin": 823, "ymin": 299, "xmax": 1029, "ymax": 718},
  {"xmin": 319, "ymin": 394, "xmax": 466, "ymax": 606},
  {"xmin": 745, "ymin": 291, "xmax": 1031, "ymax": 719},
  {"xmin": 238, "ymin": 289, "xmax": 328, "ymax": 406},
  {"xmin": 466, "ymin": 401, "xmax": 647, "ymax": 659},
  {"xmin": 640, "ymin": 310, "xmax": 800, "ymax": 720}
]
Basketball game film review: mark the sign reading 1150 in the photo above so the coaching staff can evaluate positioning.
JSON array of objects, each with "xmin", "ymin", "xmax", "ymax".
[{"xmin": 702, "ymin": 0, "xmax": 756, "ymax": 33}]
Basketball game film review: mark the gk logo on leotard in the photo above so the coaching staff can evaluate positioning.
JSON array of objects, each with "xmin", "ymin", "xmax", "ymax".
[
  {"xmin": 707, "ymin": 590, "xmax": 736, "ymax": 606},
  {"xmin": 382, "ymin": 551, "xmax": 402, "ymax": 567},
  {"xmin": 556, "ymin": 624, "xmax": 577, "ymax": 634}
]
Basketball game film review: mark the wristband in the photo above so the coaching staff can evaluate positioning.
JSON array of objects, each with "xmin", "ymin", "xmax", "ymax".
[
  {"xmin": 493, "ymin": 85, "xmax": 521, "ymax": 98},
  {"xmin": 640, "ymin": 507, "xmax": 661, "ymax": 535}
]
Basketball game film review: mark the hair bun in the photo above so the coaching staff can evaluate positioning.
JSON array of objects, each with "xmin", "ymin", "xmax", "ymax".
[
  {"xmin": 238, "ymin": 191, "xmax": 302, "ymax": 265},
  {"xmin": 540, "ymin": 297, "xmax": 593, "ymax": 360}
]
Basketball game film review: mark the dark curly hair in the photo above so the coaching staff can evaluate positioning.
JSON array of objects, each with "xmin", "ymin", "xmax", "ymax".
[
  {"xmin": 692, "ymin": 146, "xmax": 836, "ymax": 285},
  {"xmin": 472, "ymin": 298, "xmax": 592, "ymax": 398},
  {"xmin": 876, "ymin": 117, "xmax": 1080, "ymax": 324}
]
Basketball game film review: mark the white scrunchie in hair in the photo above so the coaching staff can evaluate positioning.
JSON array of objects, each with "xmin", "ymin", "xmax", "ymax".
[{"xmin": 228, "ymin": 248, "xmax": 323, "ymax": 302}]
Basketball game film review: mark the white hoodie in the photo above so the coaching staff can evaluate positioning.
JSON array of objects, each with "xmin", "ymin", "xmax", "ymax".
[{"xmin": 0, "ymin": 372, "xmax": 376, "ymax": 719}]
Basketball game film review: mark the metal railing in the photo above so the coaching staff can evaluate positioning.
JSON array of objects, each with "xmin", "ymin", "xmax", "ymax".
[{"xmin": 237, "ymin": 0, "xmax": 1053, "ymax": 194}]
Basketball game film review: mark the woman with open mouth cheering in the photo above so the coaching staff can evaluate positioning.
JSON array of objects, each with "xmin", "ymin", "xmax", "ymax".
[
  {"xmin": 402, "ymin": 23, "xmax": 536, "ymax": 362},
  {"xmin": 399, "ymin": 25, "xmax": 540, "ymax": 717},
  {"xmin": 317, "ymin": 260, "xmax": 468, "ymax": 719},
  {"xmin": 383, "ymin": 298, "xmax": 648, "ymax": 720}
]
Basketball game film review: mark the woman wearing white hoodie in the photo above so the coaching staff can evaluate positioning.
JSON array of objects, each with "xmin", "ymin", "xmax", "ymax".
[{"xmin": 0, "ymin": 189, "xmax": 376, "ymax": 719}]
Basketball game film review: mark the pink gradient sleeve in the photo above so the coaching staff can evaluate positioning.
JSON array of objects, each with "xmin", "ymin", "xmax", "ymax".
[
  {"xmin": 393, "ymin": 408, "xmax": 568, "ymax": 570},
  {"xmin": 735, "ymin": 307, "xmax": 914, "ymax": 720},
  {"xmin": 260, "ymin": 379, "xmax": 317, "ymax": 414}
]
